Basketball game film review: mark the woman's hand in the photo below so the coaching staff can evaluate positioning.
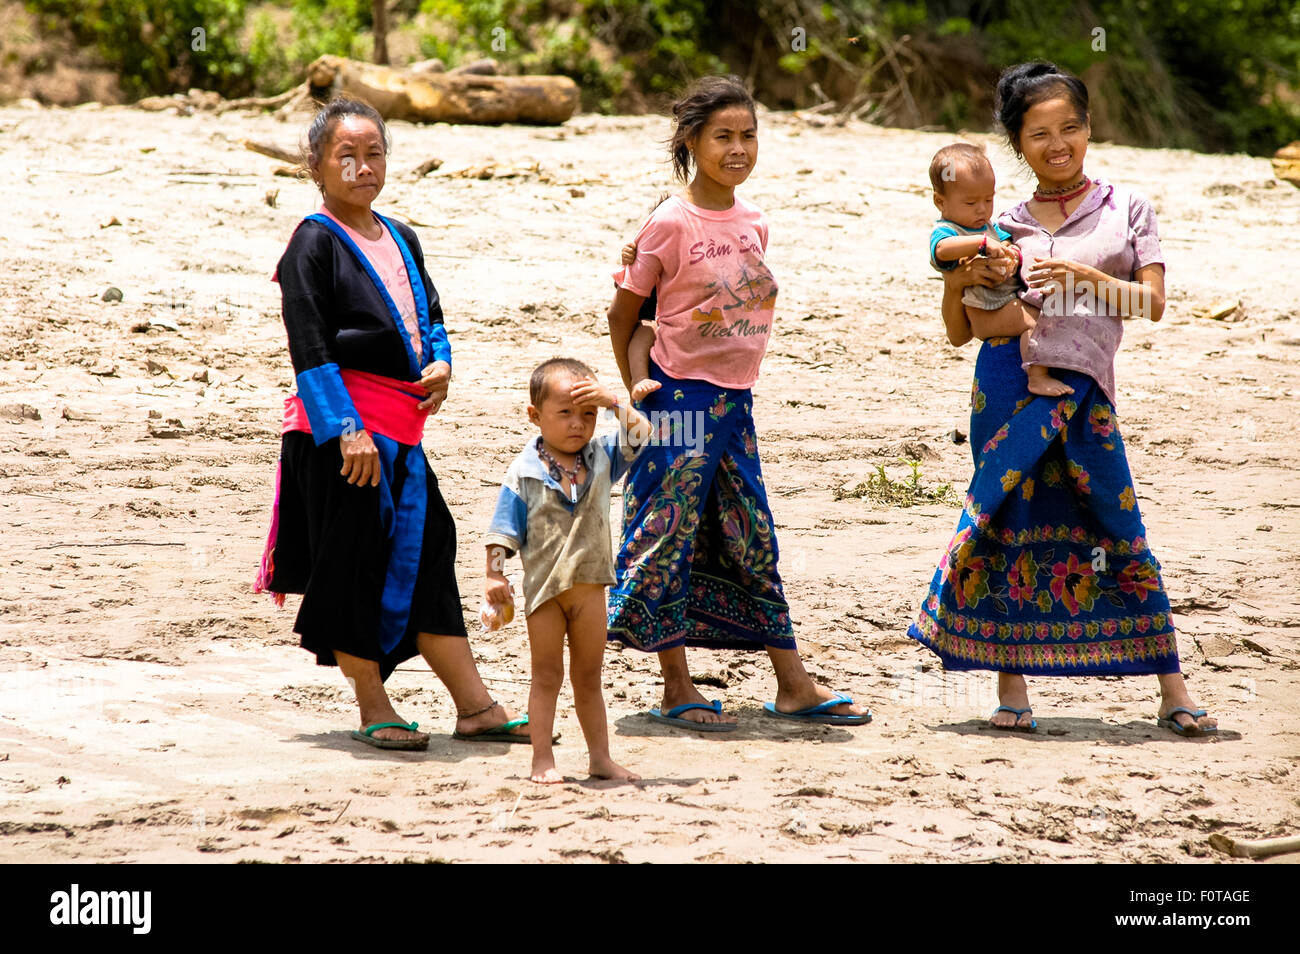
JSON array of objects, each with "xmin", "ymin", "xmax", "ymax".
[
  {"xmin": 948, "ymin": 255, "xmax": 1013, "ymax": 289},
  {"xmin": 339, "ymin": 428, "xmax": 381, "ymax": 487},
  {"xmin": 940, "ymin": 258, "xmax": 1014, "ymax": 347},
  {"xmin": 1025, "ymin": 257, "xmax": 1102, "ymax": 291},
  {"xmin": 416, "ymin": 360, "xmax": 451, "ymax": 413}
]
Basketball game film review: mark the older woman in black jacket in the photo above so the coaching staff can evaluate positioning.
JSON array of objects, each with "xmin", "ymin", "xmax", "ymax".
[{"xmin": 256, "ymin": 98, "xmax": 528, "ymax": 749}]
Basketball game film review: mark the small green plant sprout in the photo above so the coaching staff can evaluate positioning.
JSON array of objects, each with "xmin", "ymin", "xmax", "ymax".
[{"xmin": 834, "ymin": 457, "xmax": 961, "ymax": 508}]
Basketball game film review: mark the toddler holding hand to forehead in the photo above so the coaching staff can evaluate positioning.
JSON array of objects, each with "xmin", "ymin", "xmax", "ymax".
[
  {"xmin": 484, "ymin": 358, "xmax": 651, "ymax": 784},
  {"xmin": 929, "ymin": 142, "xmax": 1073, "ymax": 397}
]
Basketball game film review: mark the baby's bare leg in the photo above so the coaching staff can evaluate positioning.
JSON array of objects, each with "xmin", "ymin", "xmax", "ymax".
[
  {"xmin": 967, "ymin": 298, "xmax": 1036, "ymax": 341},
  {"xmin": 628, "ymin": 322, "xmax": 661, "ymax": 402},
  {"xmin": 563, "ymin": 584, "xmax": 640, "ymax": 782},
  {"xmin": 1020, "ymin": 314, "xmax": 1074, "ymax": 397},
  {"xmin": 525, "ymin": 599, "xmax": 567, "ymax": 784},
  {"xmin": 1025, "ymin": 361, "xmax": 1075, "ymax": 396}
]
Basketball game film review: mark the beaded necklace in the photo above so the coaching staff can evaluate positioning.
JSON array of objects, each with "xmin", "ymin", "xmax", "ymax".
[
  {"xmin": 1033, "ymin": 175, "xmax": 1091, "ymax": 217},
  {"xmin": 536, "ymin": 437, "xmax": 583, "ymax": 504}
]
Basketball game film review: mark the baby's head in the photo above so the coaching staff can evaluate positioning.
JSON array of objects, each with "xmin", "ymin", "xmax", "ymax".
[
  {"xmin": 930, "ymin": 142, "xmax": 996, "ymax": 230},
  {"xmin": 528, "ymin": 357, "xmax": 599, "ymax": 455}
]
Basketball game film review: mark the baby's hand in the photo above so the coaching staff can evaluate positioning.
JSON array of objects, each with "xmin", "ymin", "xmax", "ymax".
[
  {"xmin": 985, "ymin": 239, "xmax": 1019, "ymax": 279},
  {"xmin": 621, "ymin": 242, "xmax": 638, "ymax": 266},
  {"xmin": 631, "ymin": 379, "xmax": 661, "ymax": 402}
]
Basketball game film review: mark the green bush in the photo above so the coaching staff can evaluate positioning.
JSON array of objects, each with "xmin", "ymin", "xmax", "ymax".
[
  {"xmin": 23, "ymin": 0, "xmax": 1300, "ymax": 153},
  {"xmin": 416, "ymin": 0, "xmax": 727, "ymax": 111},
  {"xmin": 25, "ymin": 0, "xmax": 254, "ymax": 98},
  {"xmin": 959, "ymin": 0, "xmax": 1300, "ymax": 154}
]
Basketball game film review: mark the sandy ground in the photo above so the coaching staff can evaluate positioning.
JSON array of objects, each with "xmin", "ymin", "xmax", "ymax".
[{"xmin": 1, "ymin": 101, "xmax": 1297, "ymax": 864}]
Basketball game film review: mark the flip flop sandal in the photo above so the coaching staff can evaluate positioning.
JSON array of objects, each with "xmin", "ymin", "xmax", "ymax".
[
  {"xmin": 452, "ymin": 716, "xmax": 559, "ymax": 744},
  {"xmin": 648, "ymin": 700, "xmax": 737, "ymax": 732},
  {"xmin": 351, "ymin": 721, "xmax": 428, "ymax": 750},
  {"xmin": 762, "ymin": 695, "xmax": 872, "ymax": 725},
  {"xmin": 1156, "ymin": 707, "xmax": 1217, "ymax": 737},
  {"xmin": 989, "ymin": 706, "xmax": 1038, "ymax": 733}
]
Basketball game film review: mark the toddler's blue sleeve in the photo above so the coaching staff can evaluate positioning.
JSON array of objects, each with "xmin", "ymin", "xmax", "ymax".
[
  {"xmin": 600, "ymin": 429, "xmax": 644, "ymax": 485},
  {"xmin": 484, "ymin": 469, "xmax": 527, "ymax": 555},
  {"xmin": 929, "ymin": 223, "xmax": 962, "ymax": 271}
]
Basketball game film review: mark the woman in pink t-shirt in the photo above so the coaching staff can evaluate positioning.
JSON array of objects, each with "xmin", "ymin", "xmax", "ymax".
[
  {"xmin": 605, "ymin": 76, "xmax": 870, "ymax": 731},
  {"xmin": 910, "ymin": 63, "xmax": 1216, "ymax": 738}
]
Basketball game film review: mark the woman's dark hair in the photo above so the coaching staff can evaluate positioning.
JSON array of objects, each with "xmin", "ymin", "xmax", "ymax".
[
  {"xmin": 668, "ymin": 75, "xmax": 756, "ymax": 182},
  {"xmin": 994, "ymin": 62, "xmax": 1089, "ymax": 154},
  {"xmin": 303, "ymin": 96, "xmax": 391, "ymax": 188}
]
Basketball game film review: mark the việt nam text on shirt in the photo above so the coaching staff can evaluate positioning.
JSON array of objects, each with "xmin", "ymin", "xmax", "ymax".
[{"xmin": 612, "ymin": 194, "xmax": 778, "ymax": 390}]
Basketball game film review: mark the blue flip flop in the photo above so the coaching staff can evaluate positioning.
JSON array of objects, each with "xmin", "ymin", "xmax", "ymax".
[
  {"xmin": 762, "ymin": 695, "xmax": 872, "ymax": 725},
  {"xmin": 1156, "ymin": 707, "xmax": 1217, "ymax": 737},
  {"xmin": 648, "ymin": 700, "xmax": 737, "ymax": 733},
  {"xmin": 989, "ymin": 705, "xmax": 1038, "ymax": 733}
]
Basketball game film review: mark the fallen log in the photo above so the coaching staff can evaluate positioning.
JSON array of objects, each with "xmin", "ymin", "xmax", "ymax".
[
  {"xmin": 450, "ymin": 58, "xmax": 499, "ymax": 76},
  {"xmin": 305, "ymin": 55, "xmax": 578, "ymax": 125},
  {"xmin": 241, "ymin": 139, "xmax": 301, "ymax": 165},
  {"xmin": 218, "ymin": 86, "xmax": 304, "ymax": 113},
  {"xmin": 1208, "ymin": 832, "xmax": 1300, "ymax": 860}
]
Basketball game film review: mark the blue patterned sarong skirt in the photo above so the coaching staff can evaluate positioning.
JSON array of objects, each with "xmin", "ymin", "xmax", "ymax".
[
  {"xmin": 608, "ymin": 361, "xmax": 796, "ymax": 652},
  {"xmin": 908, "ymin": 337, "xmax": 1181, "ymax": 675}
]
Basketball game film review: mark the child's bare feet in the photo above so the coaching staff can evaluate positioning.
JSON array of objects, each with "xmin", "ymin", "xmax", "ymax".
[
  {"xmin": 1026, "ymin": 364, "xmax": 1074, "ymax": 396},
  {"xmin": 530, "ymin": 757, "xmax": 565, "ymax": 784},
  {"xmin": 589, "ymin": 754, "xmax": 640, "ymax": 782},
  {"xmin": 630, "ymin": 378, "xmax": 661, "ymax": 402}
]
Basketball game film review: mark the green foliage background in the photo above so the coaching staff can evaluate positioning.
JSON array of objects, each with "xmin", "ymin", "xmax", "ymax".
[{"xmin": 20, "ymin": 0, "xmax": 1300, "ymax": 155}]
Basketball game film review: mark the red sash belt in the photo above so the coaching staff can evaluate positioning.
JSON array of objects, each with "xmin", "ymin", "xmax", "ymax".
[{"xmin": 283, "ymin": 369, "xmax": 430, "ymax": 446}]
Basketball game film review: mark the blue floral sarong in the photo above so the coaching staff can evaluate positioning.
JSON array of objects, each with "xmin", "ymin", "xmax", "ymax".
[
  {"xmin": 608, "ymin": 360, "xmax": 796, "ymax": 652},
  {"xmin": 909, "ymin": 337, "xmax": 1181, "ymax": 675}
]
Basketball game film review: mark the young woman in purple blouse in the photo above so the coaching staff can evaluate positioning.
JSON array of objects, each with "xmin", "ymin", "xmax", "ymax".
[{"xmin": 909, "ymin": 62, "xmax": 1217, "ymax": 737}]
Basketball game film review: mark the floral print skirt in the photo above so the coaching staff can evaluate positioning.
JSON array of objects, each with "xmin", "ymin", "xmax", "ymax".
[
  {"xmin": 909, "ymin": 337, "xmax": 1181, "ymax": 675},
  {"xmin": 608, "ymin": 361, "xmax": 795, "ymax": 652}
]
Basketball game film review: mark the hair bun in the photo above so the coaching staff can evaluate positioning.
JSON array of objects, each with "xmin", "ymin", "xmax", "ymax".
[
  {"xmin": 996, "ymin": 61, "xmax": 1057, "ymax": 114},
  {"xmin": 994, "ymin": 60, "xmax": 1087, "ymax": 155}
]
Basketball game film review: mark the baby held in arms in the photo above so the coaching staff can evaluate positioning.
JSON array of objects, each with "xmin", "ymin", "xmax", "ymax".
[{"xmin": 928, "ymin": 142, "xmax": 1073, "ymax": 397}]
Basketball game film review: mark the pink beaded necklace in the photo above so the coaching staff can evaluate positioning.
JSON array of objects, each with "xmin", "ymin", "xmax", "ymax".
[{"xmin": 1033, "ymin": 175, "xmax": 1091, "ymax": 217}]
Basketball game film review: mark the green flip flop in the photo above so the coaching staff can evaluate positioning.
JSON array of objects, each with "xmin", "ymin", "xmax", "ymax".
[
  {"xmin": 350, "ymin": 721, "xmax": 428, "ymax": 750},
  {"xmin": 453, "ymin": 716, "xmax": 552, "ymax": 744}
]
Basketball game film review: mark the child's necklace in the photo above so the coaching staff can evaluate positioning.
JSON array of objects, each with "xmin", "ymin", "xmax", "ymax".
[
  {"xmin": 536, "ymin": 439, "xmax": 583, "ymax": 504},
  {"xmin": 1033, "ymin": 175, "xmax": 1091, "ymax": 217}
]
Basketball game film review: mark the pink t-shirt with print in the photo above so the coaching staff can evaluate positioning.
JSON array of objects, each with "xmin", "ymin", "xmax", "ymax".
[
  {"xmin": 612, "ymin": 194, "xmax": 777, "ymax": 390},
  {"xmin": 318, "ymin": 205, "xmax": 422, "ymax": 365}
]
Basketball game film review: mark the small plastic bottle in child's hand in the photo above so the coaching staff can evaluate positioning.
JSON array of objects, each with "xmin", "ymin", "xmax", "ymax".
[
  {"xmin": 479, "ymin": 590, "xmax": 515, "ymax": 632},
  {"xmin": 482, "ymin": 545, "xmax": 516, "ymax": 631}
]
